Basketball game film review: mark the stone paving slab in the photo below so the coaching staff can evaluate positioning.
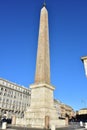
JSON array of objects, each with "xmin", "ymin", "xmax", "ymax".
[
  {"xmin": 0, "ymin": 126, "xmax": 49, "ymax": 130},
  {"xmin": 0, "ymin": 125, "xmax": 86, "ymax": 130},
  {"xmin": 2, "ymin": 128, "xmax": 86, "ymax": 130}
]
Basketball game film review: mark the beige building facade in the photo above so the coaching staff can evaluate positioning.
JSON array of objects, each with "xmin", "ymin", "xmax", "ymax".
[
  {"xmin": 78, "ymin": 108, "xmax": 87, "ymax": 115},
  {"xmin": 54, "ymin": 99, "xmax": 74, "ymax": 119}
]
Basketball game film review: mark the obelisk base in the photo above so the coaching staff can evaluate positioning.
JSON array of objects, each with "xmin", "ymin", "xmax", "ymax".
[
  {"xmin": 24, "ymin": 83, "xmax": 58, "ymax": 128},
  {"xmin": 24, "ymin": 108, "xmax": 58, "ymax": 128}
]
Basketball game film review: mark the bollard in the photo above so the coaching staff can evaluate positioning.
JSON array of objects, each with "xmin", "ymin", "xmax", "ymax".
[
  {"xmin": 85, "ymin": 122, "xmax": 87, "ymax": 128},
  {"xmin": 51, "ymin": 124, "xmax": 55, "ymax": 130},
  {"xmin": 80, "ymin": 121, "xmax": 83, "ymax": 127},
  {"xmin": 2, "ymin": 122, "xmax": 7, "ymax": 129}
]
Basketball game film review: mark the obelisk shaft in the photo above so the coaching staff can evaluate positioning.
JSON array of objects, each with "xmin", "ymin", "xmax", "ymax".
[{"xmin": 35, "ymin": 6, "xmax": 50, "ymax": 84}]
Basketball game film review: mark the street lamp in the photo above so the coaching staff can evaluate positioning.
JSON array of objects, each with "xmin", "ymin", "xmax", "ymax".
[{"xmin": 81, "ymin": 56, "xmax": 87, "ymax": 77}]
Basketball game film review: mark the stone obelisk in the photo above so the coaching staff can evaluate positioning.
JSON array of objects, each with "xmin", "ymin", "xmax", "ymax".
[
  {"xmin": 35, "ymin": 3, "xmax": 50, "ymax": 84},
  {"xmin": 24, "ymin": 4, "xmax": 58, "ymax": 128}
]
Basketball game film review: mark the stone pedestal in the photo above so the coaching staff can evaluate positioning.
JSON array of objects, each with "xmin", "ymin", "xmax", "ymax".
[{"xmin": 24, "ymin": 83, "xmax": 58, "ymax": 128}]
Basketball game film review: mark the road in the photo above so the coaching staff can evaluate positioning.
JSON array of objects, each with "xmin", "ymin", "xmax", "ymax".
[
  {"xmin": 56, "ymin": 122, "xmax": 86, "ymax": 130},
  {"xmin": 0, "ymin": 122, "xmax": 86, "ymax": 130}
]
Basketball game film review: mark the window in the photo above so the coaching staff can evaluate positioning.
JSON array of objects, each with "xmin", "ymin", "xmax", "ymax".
[
  {"xmin": 5, "ymin": 89, "xmax": 7, "ymax": 91},
  {"xmin": 0, "ymin": 97, "xmax": 2, "ymax": 102},
  {"xmin": 6, "ymin": 99, "xmax": 9, "ymax": 103},
  {"xmin": 1, "ymin": 87, "xmax": 3, "ymax": 91},
  {"xmin": 4, "ymin": 93, "xmax": 6, "ymax": 96},
  {"xmin": 0, "ymin": 92, "xmax": 2, "ymax": 95}
]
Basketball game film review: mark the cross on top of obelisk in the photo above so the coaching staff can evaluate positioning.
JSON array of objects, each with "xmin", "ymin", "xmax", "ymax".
[{"xmin": 43, "ymin": 0, "xmax": 46, "ymax": 7}]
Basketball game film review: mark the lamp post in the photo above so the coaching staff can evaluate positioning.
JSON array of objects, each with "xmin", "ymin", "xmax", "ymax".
[
  {"xmin": 81, "ymin": 56, "xmax": 87, "ymax": 77},
  {"xmin": 81, "ymin": 56, "xmax": 87, "ymax": 128}
]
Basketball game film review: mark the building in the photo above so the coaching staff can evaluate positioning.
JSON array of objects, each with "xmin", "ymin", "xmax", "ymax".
[
  {"xmin": 54, "ymin": 99, "xmax": 74, "ymax": 120},
  {"xmin": 76, "ymin": 108, "xmax": 87, "ymax": 122},
  {"xmin": 64, "ymin": 104, "xmax": 75, "ymax": 119},
  {"xmin": 78, "ymin": 108, "xmax": 87, "ymax": 115},
  {"xmin": 62, "ymin": 104, "xmax": 75, "ymax": 125},
  {"xmin": 0, "ymin": 78, "xmax": 31, "ymax": 119},
  {"xmin": 54, "ymin": 99, "xmax": 61, "ymax": 118}
]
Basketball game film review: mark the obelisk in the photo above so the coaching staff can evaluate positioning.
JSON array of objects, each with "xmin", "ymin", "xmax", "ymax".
[
  {"xmin": 24, "ymin": 4, "xmax": 58, "ymax": 128},
  {"xmin": 35, "ymin": 3, "xmax": 50, "ymax": 84}
]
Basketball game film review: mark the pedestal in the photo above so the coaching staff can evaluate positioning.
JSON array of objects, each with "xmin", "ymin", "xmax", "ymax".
[{"xmin": 24, "ymin": 83, "xmax": 58, "ymax": 128}]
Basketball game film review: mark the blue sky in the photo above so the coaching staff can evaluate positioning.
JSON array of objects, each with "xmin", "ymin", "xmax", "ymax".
[{"xmin": 0, "ymin": 0, "xmax": 87, "ymax": 111}]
